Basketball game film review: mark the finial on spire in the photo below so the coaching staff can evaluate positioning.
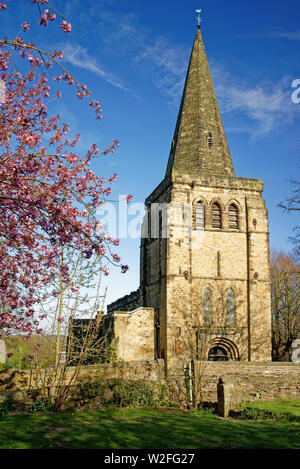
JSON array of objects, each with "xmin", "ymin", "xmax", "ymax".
[{"xmin": 195, "ymin": 9, "xmax": 202, "ymax": 28}]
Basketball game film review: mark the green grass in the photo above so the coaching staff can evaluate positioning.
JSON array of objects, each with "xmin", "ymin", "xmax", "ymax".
[
  {"xmin": 0, "ymin": 400, "xmax": 299, "ymax": 449},
  {"xmin": 238, "ymin": 398, "xmax": 300, "ymax": 419}
]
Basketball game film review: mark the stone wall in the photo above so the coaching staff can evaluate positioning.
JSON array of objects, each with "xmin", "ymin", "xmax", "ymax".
[
  {"xmin": 107, "ymin": 288, "xmax": 141, "ymax": 314},
  {"xmin": 110, "ymin": 307, "xmax": 155, "ymax": 361},
  {"xmin": 0, "ymin": 360, "xmax": 165, "ymax": 394},
  {"xmin": 196, "ymin": 361, "xmax": 300, "ymax": 403},
  {"xmin": 1, "ymin": 361, "xmax": 299, "ymax": 408}
]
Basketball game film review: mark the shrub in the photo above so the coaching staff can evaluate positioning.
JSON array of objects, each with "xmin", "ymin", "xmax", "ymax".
[
  {"xmin": 27, "ymin": 397, "xmax": 54, "ymax": 413},
  {"xmin": 0, "ymin": 397, "xmax": 13, "ymax": 416},
  {"xmin": 71, "ymin": 378, "xmax": 173, "ymax": 409}
]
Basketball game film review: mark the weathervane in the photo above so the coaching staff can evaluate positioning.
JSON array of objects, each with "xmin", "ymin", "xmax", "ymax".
[{"xmin": 196, "ymin": 9, "xmax": 202, "ymax": 27}]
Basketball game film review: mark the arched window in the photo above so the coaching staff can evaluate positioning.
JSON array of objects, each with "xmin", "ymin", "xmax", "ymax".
[
  {"xmin": 195, "ymin": 201, "xmax": 205, "ymax": 230},
  {"xmin": 203, "ymin": 288, "xmax": 212, "ymax": 324},
  {"xmin": 212, "ymin": 202, "xmax": 222, "ymax": 229},
  {"xmin": 226, "ymin": 289, "xmax": 235, "ymax": 325},
  {"xmin": 229, "ymin": 204, "xmax": 238, "ymax": 230}
]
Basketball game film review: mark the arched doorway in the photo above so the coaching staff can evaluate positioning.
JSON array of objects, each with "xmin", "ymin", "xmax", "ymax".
[
  {"xmin": 206, "ymin": 337, "xmax": 240, "ymax": 361},
  {"xmin": 208, "ymin": 346, "xmax": 229, "ymax": 361}
]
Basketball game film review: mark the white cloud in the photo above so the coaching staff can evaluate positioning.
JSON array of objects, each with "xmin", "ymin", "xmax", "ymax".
[
  {"xmin": 61, "ymin": 43, "xmax": 131, "ymax": 92},
  {"xmin": 236, "ymin": 28, "xmax": 300, "ymax": 41},
  {"xmin": 59, "ymin": 2, "xmax": 299, "ymax": 137},
  {"xmin": 69, "ymin": 2, "xmax": 188, "ymax": 105},
  {"xmin": 210, "ymin": 62, "xmax": 297, "ymax": 138},
  {"xmin": 254, "ymin": 29, "xmax": 300, "ymax": 41},
  {"xmin": 270, "ymin": 30, "xmax": 300, "ymax": 40},
  {"xmin": 134, "ymin": 38, "xmax": 188, "ymax": 105}
]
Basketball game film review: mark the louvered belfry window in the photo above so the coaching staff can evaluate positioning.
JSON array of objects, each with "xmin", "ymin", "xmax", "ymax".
[
  {"xmin": 195, "ymin": 201, "xmax": 205, "ymax": 230},
  {"xmin": 212, "ymin": 203, "xmax": 221, "ymax": 229},
  {"xmin": 207, "ymin": 132, "xmax": 213, "ymax": 148},
  {"xmin": 229, "ymin": 204, "xmax": 238, "ymax": 230}
]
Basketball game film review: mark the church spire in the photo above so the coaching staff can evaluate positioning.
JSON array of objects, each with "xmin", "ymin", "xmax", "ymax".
[{"xmin": 165, "ymin": 22, "xmax": 235, "ymax": 178}]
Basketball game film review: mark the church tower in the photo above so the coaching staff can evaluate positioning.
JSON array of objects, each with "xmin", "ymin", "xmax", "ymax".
[{"xmin": 139, "ymin": 24, "xmax": 272, "ymax": 370}]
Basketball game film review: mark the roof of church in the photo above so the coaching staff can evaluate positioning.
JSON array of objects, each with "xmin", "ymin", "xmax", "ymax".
[{"xmin": 165, "ymin": 25, "xmax": 235, "ymax": 179}]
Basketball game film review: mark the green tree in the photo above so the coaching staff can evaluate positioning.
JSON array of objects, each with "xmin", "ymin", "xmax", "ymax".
[{"xmin": 271, "ymin": 251, "xmax": 300, "ymax": 361}]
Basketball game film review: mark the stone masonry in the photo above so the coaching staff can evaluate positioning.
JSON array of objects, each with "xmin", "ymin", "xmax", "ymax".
[
  {"xmin": 0, "ymin": 362, "xmax": 299, "ymax": 406},
  {"xmin": 104, "ymin": 307, "xmax": 155, "ymax": 361},
  {"xmin": 106, "ymin": 25, "xmax": 272, "ymax": 373}
]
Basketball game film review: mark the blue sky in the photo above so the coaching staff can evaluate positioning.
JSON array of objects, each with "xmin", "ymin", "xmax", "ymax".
[{"xmin": 1, "ymin": 0, "xmax": 300, "ymax": 308}]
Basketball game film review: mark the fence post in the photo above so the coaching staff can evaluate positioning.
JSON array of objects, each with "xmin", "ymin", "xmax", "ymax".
[{"xmin": 184, "ymin": 362, "xmax": 193, "ymax": 406}]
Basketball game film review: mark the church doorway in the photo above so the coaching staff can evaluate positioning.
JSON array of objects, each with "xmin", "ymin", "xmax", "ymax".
[{"xmin": 208, "ymin": 346, "xmax": 229, "ymax": 361}]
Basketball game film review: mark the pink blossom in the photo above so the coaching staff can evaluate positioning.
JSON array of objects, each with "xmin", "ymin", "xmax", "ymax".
[
  {"xmin": 39, "ymin": 13, "xmax": 48, "ymax": 27},
  {"xmin": 125, "ymin": 194, "xmax": 133, "ymax": 204},
  {"xmin": 22, "ymin": 22, "xmax": 30, "ymax": 32},
  {"xmin": 60, "ymin": 20, "xmax": 71, "ymax": 33},
  {"xmin": 109, "ymin": 173, "xmax": 118, "ymax": 183}
]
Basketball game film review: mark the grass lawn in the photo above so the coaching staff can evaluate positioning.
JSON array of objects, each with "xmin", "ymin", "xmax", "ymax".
[
  {"xmin": 0, "ymin": 400, "xmax": 299, "ymax": 449},
  {"xmin": 238, "ymin": 398, "xmax": 300, "ymax": 418}
]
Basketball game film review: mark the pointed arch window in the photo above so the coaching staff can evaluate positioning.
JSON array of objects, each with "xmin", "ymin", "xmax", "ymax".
[
  {"xmin": 229, "ymin": 204, "xmax": 238, "ymax": 230},
  {"xmin": 212, "ymin": 202, "xmax": 222, "ymax": 229},
  {"xmin": 195, "ymin": 201, "xmax": 205, "ymax": 230},
  {"xmin": 226, "ymin": 289, "xmax": 235, "ymax": 325},
  {"xmin": 203, "ymin": 288, "xmax": 212, "ymax": 324}
]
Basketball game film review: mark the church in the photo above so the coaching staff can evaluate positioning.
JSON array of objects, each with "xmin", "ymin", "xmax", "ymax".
[{"xmin": 103, "ymin": 23, "xmax": 272, "ymax": 372}]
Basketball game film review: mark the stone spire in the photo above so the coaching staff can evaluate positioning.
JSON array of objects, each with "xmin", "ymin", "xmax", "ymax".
[{"xmin": 165, "ymin": 25, "xmax": 235, "ymax": 178}]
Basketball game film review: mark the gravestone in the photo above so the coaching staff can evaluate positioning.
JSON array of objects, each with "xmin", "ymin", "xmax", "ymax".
[
  {"xmin": 0, "ymin": 339, "xmax": 6, "ymax": 364},
  {"xmin": 291, "ymin": 339, "xmax": 300, "ymax": 363},
  {"xmin": 217, "ymin": 377, "xmax": 235, "ymax": 417}
]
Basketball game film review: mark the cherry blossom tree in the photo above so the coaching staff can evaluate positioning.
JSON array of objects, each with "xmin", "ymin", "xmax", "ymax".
[{"xmin": 0, "ymin": 0, "xmax": 130, "ymax": 336}]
